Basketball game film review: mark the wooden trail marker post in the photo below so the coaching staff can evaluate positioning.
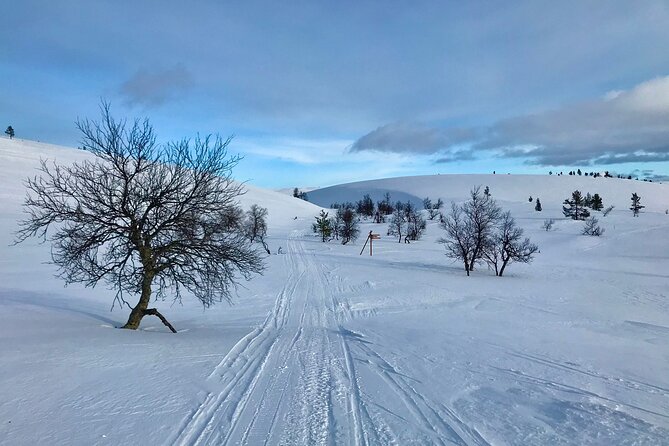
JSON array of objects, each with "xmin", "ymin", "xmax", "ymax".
[{"xmin": 360, "ymin": 230, "xmax": 381, "ymax": 256}]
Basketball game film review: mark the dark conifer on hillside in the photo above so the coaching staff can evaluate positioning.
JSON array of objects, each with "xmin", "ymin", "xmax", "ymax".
[
  {"xmin": 591, "ymin": 193, "xmax": 604, "ymax": 211},
  {"xmin": 563, "ymin": 190, "xmax": 590, "ymax": 220},
  {"xmin": 356, "ymin": 194, "xmax": 375, "ymax": 218},
  {"xmin": 630, "ymin": 193, "xmax": 644, "ymax": 217},
  {"xmin": 313, "ymin": 210, "xmax": 332, "ymax": 241}
]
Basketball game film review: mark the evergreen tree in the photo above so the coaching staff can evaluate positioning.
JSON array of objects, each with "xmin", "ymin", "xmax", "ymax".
[
  {"xmin": 535, "ymin": 198, "xmax": 542, "ymax": 212},
  {"xmin": 377, "ymin": 192, "xmax": 393, "ymax": 215},
  {"xmin": 584, "ymin": 192, "xmax": 593, "ymax": 208},
  {"xmin": 356, "ymin": 194, "xmax": 375, "ymax": 218},
  {"xmin": 563, "ymin": 190, "xmax": 590, "ymax": 220},
  {"xmin": 630, "ymin": 193, "xmax": 644, "ymax": 217},
  {"xmin": 293, "ymin": 188, "xmax": 308, "ymax": 201},
  {"xmin": 591, "ymin": 193, "xmax": 604, "ymax": 211},
  {"xmin": 528, "ymin": 196, "xmax": 533, "ymax": 202},
  {"xmin": 313, "ymin": 210, "xmax": 332, "ymax": 241},
  {"xmin": 5, "ymin": 126, "xmax": 14, "ymax": 139}
]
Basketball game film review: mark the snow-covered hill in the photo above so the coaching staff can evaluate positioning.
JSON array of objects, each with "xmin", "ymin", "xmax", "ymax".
[
  {"xmin": 1, "ymin": 137, "xmax": 668, "ymax": 445},
  {"xmin": 309, "ymin": 173, "xmax": 669, "ymax": 213},
  {"xmin": 0, "ymin": 138, "xmax": 322, "ymax": 226}
]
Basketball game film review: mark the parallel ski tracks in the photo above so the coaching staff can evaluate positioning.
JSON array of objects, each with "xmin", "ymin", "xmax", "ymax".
[{"xmin": 169, "ymin": 234, "xmax": 484, "ymax": 446}]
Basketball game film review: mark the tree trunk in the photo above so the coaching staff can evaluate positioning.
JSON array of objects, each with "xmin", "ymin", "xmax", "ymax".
[
  {"xmin": 121, "ymin": 271, "xmax": 154, "ymax": 330},
  {"xmin": 498, "ymin": 259, "xmax": 509, "ymax": 277}
]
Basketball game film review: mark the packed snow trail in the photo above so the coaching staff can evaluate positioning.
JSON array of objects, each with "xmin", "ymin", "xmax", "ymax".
[{"xmin": 168, "ymin": 233, "xmax": 481, "ymax": 446}]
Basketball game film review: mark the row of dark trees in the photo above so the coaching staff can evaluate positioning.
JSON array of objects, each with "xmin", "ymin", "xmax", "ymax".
[
  {"xmin": 332, "ymin": 195, "xmax": 431, "ymax": 243},
  {"xmin": 292, "ymin": 188, "xmax": 308, "ymax": 201},
  {"xmin": 563, "ymin": 190, "xmax": 644, "ymax": 219},
  {"xmin": 550, "ymin": 170, "xmax": 612, "ymax": 178},
  {"xmin": 332, "ymin": 192, "xmax": 444, "ymax": 228},
  {"xmin": 562, "ymin": 190, "xmax": 604, "ymax": 220},
  {"xmin": 331, "ymin": 192, "xmax": 396, "ymax": 222},
  {"xmin": 550, "ymin": 169, "xmax": 654, "ymax": 182}
]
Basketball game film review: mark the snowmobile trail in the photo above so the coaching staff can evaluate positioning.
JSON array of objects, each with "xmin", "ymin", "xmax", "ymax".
[{"xmin": 170, "ymin": 233, "xmax": 480, "ymax": 445}]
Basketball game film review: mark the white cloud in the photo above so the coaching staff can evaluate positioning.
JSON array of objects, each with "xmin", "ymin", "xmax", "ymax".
[{"xmin": 350, "ymin": 76, "xmax": 669, "ymax": 166}]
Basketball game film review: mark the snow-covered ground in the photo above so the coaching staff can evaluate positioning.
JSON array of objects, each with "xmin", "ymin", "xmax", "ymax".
[{"xmin": 1, "ymin": 138, "xmax": 668, "ymax": 445}]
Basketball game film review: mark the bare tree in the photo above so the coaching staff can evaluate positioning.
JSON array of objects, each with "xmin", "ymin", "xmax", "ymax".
[
  {"xmin": 423, "ymin": 197, "xmax": 432, "ymax": 214},
  {"xmin": 388, "ymin": 203, "xmax": 406, "ymax": 243},
  {"xmin": 424, "ymin": 197, "xmax": 443, "ymax": 220},
  {"xmin": 463, "ymin": 186, "xmax": 501, "ymax": 269},
  {"xmin": 582, "ymin": 217, "xmax": 605, "ymax": 236},
  {"xmin": 339, "ymin": 208, "xmax": 360, "ymax": 244},
  {"xmin": 542, "ymin": 218, "xmax": 554, "ymax": 231},
  {"xmin": 245, "ymin": 204, "xmax": 269, "ymax": 253},
  {"xmin": 330, "ymin": 209, "xmax": 343, "ymax": 240},
  {"xmin": 15, "ymin": 103, "xmax": 264, "ymax": 332},
  {"xmin": 406, "ymin": 202, "xmax": 427, "ymax": 241},
  {"xmin": 439, "ymin": 202, "xmax": 476, "ymax": 275},
  {"xmin": 483, "ymin": 212, "xmax": 538, "ymax": 276}
]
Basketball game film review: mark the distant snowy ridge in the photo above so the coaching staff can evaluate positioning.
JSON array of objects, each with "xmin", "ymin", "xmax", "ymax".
[
  {"xmin": 0, "ymin": 137, "xmax": 323, "ymax": 227},
  {"xmin": 309, "ymin": 173, "xmax": 669, "ymax": 212}
]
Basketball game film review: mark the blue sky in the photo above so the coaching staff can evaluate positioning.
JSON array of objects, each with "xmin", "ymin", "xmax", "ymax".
[{"xmin": 2, "ymin": 1, "xmax": 669, "ymax": 188}]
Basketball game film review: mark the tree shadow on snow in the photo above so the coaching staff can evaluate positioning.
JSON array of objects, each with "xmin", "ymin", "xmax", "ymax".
[{"xmin": 0, "ymin": 288, "xmax": 121, "ymax": 326}]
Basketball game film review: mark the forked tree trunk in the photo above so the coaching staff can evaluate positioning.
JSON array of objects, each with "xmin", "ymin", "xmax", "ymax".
[{"xmin": 121, "ymin": 272, "xmax": 178, "ymax": 333}]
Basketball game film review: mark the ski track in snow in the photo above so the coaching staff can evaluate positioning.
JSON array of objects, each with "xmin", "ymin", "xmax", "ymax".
[{"xmin": 167, "ymin": 232, "xmax": 483, "ymax": 446}]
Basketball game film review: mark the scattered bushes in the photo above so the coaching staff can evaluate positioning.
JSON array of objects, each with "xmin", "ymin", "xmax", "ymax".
[
  {"xmin": 582, "ymin": 217, "xmax": 605, "ymax": 236},
  {"xmin": 542, "ymin": 218, "xmax": 554, "ymax": 231}
]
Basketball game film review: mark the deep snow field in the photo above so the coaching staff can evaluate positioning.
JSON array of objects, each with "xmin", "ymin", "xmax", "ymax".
[{"xmin": 1, "ymin": 138, "xmax": 668, "ymax": 445}]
